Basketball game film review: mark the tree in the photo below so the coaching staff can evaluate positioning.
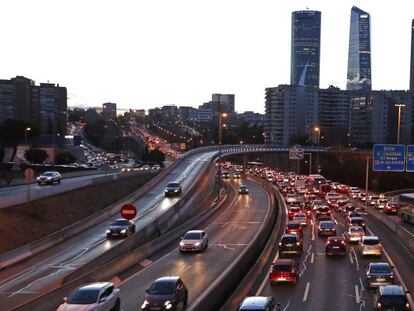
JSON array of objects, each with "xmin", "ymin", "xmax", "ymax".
[
  {"xmin": 25, "ymin": 148, "xmax": 48, "ymax": 164},
  {"xmin": 0, "ymin": 119, "xmax": 39, "ymax": 161},
  {"xmin": 55, "ymin": 151, "xmax": 77, "ymax": 165}
]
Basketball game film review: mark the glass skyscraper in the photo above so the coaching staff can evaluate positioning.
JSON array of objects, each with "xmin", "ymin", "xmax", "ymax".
[
  {"xmin": 347, "ymin": 6, "xmax": 372, "ymax": 91},
  {"xmin": 291, "ymin": 10, "xmax": 321, "ymax": 88}
]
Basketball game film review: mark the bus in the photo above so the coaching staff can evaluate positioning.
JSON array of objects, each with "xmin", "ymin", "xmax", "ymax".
[{"xmin": 306, "ymin": 174, "xmax": 327, "ymax": 192}]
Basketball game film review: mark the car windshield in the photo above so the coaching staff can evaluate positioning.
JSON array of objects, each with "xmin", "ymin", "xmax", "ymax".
[
  {"xmin": 350, "ymin": 227, "xmax": 363, "ymax": 233},
  {"xmin": 67, "ymin": 288, "xmax": 99, "ymax": 304},
  {"xmin": 282, "ymin": 236, "xmax": 297, "ymax": 244},
  {"xmin": 288, "ymin": 223, "xmax": 301, "ymax": 229},
  {"xmin": 318, "ymin": 207, "xmax": 329, "ymax": 212},
  {"xmin": 294, "ymin": 214, "xmax": 305, "ymax": 218},
  {"xmin": 370, "ymin": 265, "xmax": 391, "ymax": 273},
  {"xmin": 148, "ymin": 281, "xmax": 175, "ymax": 295},
  {"xmin": 351, "ymin": 219, "xmax": 363, "ymax": 224},
  {"xmin": 167, "ymin": 183, "xmax": 179, "ymax": 187},
  {"xmin": 42, "ymin": 172, "xmax": 54, "ymax": 176},
  {"xmin": 112, "ymin": 220, "xmax": 128, "ymax": 226},
  {"xmin": 363, "ymin": 238, "xmax": 379, "ymax": 245},
  {"xmin": 273, "ymin": 264, "xmax": 291, "ymax": 272},
  {"xmin": 321, "ymin": 222, "xmax": 334, "ymax": 228},
  {"xmin": 379, "ymin": 295, "xmax": 406, "ymax": 306},
  {"xmin": 183, "ymin": 232, "xmax": 201, "ymax": 240}
]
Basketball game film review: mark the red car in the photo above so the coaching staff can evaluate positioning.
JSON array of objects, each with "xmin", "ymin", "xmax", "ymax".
[
  {"xmin": 384, "ymin": 203, "xmax": 399, "ymax": 215},
  {"xmin": 285, "ymin": 221, "xmax": 303, "ymax": 237},
  {"xmin": 269, "ymin": 259, "xmax": 299, "ymax": 285},
  {"xmin": 337, "ymin": 185, "xmax": 349, "ymax": 194},
  {"xmin": 288, "ymin": 206, "xmax": 301, "ymax": 220}
]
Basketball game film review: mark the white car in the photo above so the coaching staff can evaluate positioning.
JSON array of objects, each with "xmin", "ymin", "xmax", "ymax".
[
  {"xmin": 292, "ymin": 212, "xmax": 307, "ymax": 226},
  {"xmin": 345, "ymin": 226, "xmax": 365, "ymax": 242},
  {"xmin": 286, "ymin": 194, "xmax": 299, "ymax": 204},
  {"xmin": 37, "ymin": 171, "xmax": 62, "ymax": 185},
  {"xmin": 359, "ymin": 236, "xmax": 382, "ymax": 256},
  {"xmin": 57, "ymin": 282, "xmax": 120, "ymax": 311},
  {"xmin": 179, "ymin": 230, "xmax": 208, "ymax": 252}
]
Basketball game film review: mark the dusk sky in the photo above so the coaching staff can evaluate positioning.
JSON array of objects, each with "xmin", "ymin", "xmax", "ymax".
[{"xmin": 1, "ymin": 0, "xmax": 413, "ymax": 113}]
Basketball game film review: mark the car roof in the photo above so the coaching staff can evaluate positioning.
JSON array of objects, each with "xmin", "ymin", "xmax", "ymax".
[
  {"xmin": 155, "ymin": 276, "xmax": 180, "ymax": 283},
  {"xmin": 327, "ymin": 236, "xmax": 343, "ymax": 240},
  {"xmin": 379, "ymin": 285, "xmax": 405, "ymax": 296},
  {"xmin": 282, "ymin": 234, "xmax": 298, "ymax": 238},
  {"xmin": 79, "ymin": 282, "xmax": 111, "ymax": 290},
  {"xmin": 350, "ymin": 217, "xmax": 363, "ymax": 220},
  {"xmin": 273, "ymin": 259, "xmax": 295, "ymax": 265},
  {"xmin": 362, "ymin": 235, "xmax": 379, "ymax": 240},
  {"xmin": 369, "ymin": 262, "xmax": 390, "ymax": 268},
  {"xmin": 185, "ymin": 230, "xmax": 204, "ymax": 234},
  {"xmin": 240, "ymin": 296, "xmax": 270, "ymax": 308}
]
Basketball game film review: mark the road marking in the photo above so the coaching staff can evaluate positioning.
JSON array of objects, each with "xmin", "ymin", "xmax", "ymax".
[
  {"xmin": 139, "ymin": 259, "xmax": 152, "ymax": 267},
  {"xmin": 351, "ymin": 248, "xmax": 359, "ymax": 271},
  {"xmin": 256, "ymin": 251, "xmax": 279, "ymax": 295},
  {"xmin": 282, "ymin": 300, "xmax": 291, "ymax": 311},
  {"xmin": 299, "ymin": 245, "xmax": 312, "ymax": 277},
  {"xmin": 302, "ymin": 282, "xmax": 310, "ymax": 302},
  {"xmin": 355, "ymin": 285, "xmax": 360, "ymax": 304},
  {"xmin": 349, "ymin": 251, "xmax": 354, "ymax": 264},
  {"xmin": 310, "ymin": 252, "xmax": 314, "ymax": 264},
  {"xmin": 311, "ymin": 221, "xmax": 315, "ymax": 241}
]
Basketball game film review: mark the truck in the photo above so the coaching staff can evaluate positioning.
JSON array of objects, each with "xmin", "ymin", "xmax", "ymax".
[{"xmin": 398, "ymin": 205, "xmax": 414, "ymax": 224}]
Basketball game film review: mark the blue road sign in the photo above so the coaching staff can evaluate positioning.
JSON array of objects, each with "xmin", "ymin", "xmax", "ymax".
[
  {"xmin": 406, "ymin": 145, "xmax": 414, "ymax": 172},
  {"xmin": 372, "ymin": 144, "xmax": 405, "ymax": 172}
]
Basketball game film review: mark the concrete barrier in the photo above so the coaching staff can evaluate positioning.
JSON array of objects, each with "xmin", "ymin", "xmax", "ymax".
[{"xmin": 189, "ymin": 177, "xmax": 277, "ymax": 311}]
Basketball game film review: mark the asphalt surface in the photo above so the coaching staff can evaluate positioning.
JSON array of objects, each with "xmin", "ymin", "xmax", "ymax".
[
  {"xmin": 0, "ymin": 151, "xmax": 215, "ymax": 310},
  {"xmin": 118, "ymin": 178, "xmax": 272, "ymax": 311},
  {"xmin": 257, "ymin": 189, "xmax": 414, "ymax": 311}
]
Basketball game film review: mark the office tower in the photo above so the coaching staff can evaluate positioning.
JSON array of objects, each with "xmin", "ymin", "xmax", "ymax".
[
  {"xmin": 347, "ymin": 6, "xmax": 372, "ymax": 91},
  {"xmin": 291, "ymin": 10, "xmax": 321, "ymax": 88},
  {"xmin": 102, "ymin": 102, "xmax": 117, "ymax": 121},
  {"xmin": 410, "ymin": 19, "xmax": 414, "ymax": 91}
]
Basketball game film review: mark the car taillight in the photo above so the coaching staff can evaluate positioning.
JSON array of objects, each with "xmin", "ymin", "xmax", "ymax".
[
  {"xmin": 377, "ymin": 302, "xmax": 382, "ymax": 309},
  {"xmin": 341, "ymin": 240, "xmax": 345, "ymax": 245},
  {"xmin": 389, "ymin": 275, "xmax": 394, "ymax": 278},
  {"xmin": 296, "ymin": 242, "xmax": 300, "ymax": 246},
  {"xmin": 279, "ymin": 242, "xmax": 282, "ymax": 246},
  {"xmin": 326, "ymin": 241, "xmax": 331, "ymax": 245}
]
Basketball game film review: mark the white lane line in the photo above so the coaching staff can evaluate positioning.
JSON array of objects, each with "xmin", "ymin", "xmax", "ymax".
[
  {"xmin": 351, "ymin": 248, "xmax": 359, "ymax": 271},
  {"xmin": 311, "ymin": 221, "xmax": 315, "ymax": 241},
  {"xmin": 302, "ymin": 282, "xmax": 310, "ymax": 302},
  {"xmin": 299, "ymin": 245, "xmax": 312, "ymax": 277},
  {"xmin": 310, "ymin": 252, "xmax": 314, "ymax": 264},
  {"xmin": 282, "ymin": 300, "xmax": 291, "ymax": 311},
  {"xmin": 348, "ymin": 251, "xmax": 354, "ymax": 264},
  {"xmin": 355, "ymin": 285, "xmax": 360, "ymax": 304},
  {"xmin": 256, "ymin": 251, "xmax": 279, "ymax": 295}
]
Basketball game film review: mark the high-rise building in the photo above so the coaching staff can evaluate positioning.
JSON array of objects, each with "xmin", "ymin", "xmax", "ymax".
[
  {"xmin": 211, "ymin": 94, "xmax": 235, "ymax": 112},
  {"xmin": 291, "ymin": 10, "xmax": 321, "ymax": 88},
  {"xmin": 264, "ymin": 85, "xmax": 319, "ymax": 145},
  {"xmin": 410, "ymin": 19, "xmax": 414, "ymax": 92},
  {"xmin": 347, "ymin": 6, "xmax": 372, "ymax": 91},
  {"xmin": 102, "ymin": 102, "xmax": 117, "ymax": 121}
]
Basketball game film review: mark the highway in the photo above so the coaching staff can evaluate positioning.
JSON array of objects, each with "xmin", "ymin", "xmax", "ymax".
[
  {"xmin": 256, "ymin": 187, "xmax": 414, "ymax": 311},
  {"xmin": 117, "ymin": 178, "xmax": 272, "ymax": 310},
  {"xmin": 0, "ymin": 151, "xmax": 215, "ymax": 310}
]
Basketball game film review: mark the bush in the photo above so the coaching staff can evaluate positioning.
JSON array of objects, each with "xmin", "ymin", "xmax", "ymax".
[
  {"xmin": 25, "ymin": 148, "xmax": 48, "ymax": 164},
  {"xmin": 54, "ymin": 151, "xmax": 77, "ymax": 165}
]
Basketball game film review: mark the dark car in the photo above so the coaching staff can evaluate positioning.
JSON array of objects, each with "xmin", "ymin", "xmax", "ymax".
[
  {"xmin": 315, "ymin": 206, "xmax": 331, "ymax": 220},
  {"xmin": 106, "ymin": 219, "xmax": 135, "ymax": 238},
  {"xmin": 366, "ymin": 262, "xmax": 394, "ymax": 288},
  {"xmin": 288, "ymin": 206, "xmax": 301, "ymax": 220},
  {"xmin": 141, "ymin": 277, "xmax": 188, "ymax": 311},
  {"xmin": 373, "ymin": 285, "xmax": 410, "ymax": 310},
  {"xmin": 325, "ymin": 236, "xmax": 346, "ymax": 256},
  {"xmin": 269, "ymin": 259, "xmax": 299, "ymax": 285},
  {"xmin": 318, "ymin": 220, "xmax": 336, "ymax": 236},
  {"xmin": 384, "ymin": 203, "xmax": 399, "ymax": 215},
  {"xmin": 238, "ymin": 185, "xmax": 249, "ymax": 195},
  {"xmin": 221, "ymin": 171, "xmax": 230, "ymax": 179},
  {"xmin": 285, "ymin": 222, "xmax": 303, "ymax": 238},
  {"xmin": 37, "ymin": 171, "xmax": 62, "ymax": 185},
  {"xmin": 239, "ymin": 296, "xmax": 278, "ymax": 311},
  {"xmin": 347, "ymin": 216, "xmax": 366, "ymax": 230},
  {"xmin": 279, "ymin": 234, "xmax": 303, "ymax": 256},
  {"xmin": 164, "ymin": 182, "xmax": 182, "ymax": 197}
]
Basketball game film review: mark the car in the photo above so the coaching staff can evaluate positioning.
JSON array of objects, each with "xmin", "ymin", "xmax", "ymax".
[
  {"xmin": 325, "ymin": 236, "xmax": 346, "ymax": 256},
  {"xmin": 279, "ymin": 234, "xmax": 303, "ymax": 256},
  {"xmin": 376, "ymin": 199, "xmax": 389, "ymax": 210},
  {"xmin": 141, "ymin": 164, "xmax": 151, "ymax": 170},
  {"xmin": 106, "ymin": 219, "xmax": 135, "ymax": 238},
  {"xmin": 152, "ymin": 164, "xmax": 161, "ymax": 170},
  {"xmin": 359, "ymin": 192, "xmax": 367, "ymax": 202},
  {"xmin": 349, "ymin": 187, "xmax": 361, "ymax": 199},
  {"xmin": 285, "ymin": 221, "xmax": 303, "ymax": 238},
  {"xmin": 121, "ymin": 164, "xmax": 133, "ymax": 172},
  {"xmin": 340, "ymin": 203, "xmax": 356, "ymax": 216},
  {"xmin": 269, "ymin": 259, "xmax": 299, "ymax": 285},
  {"xmin": 141, "ymin": 277, "xmax": 188, "ymax": 311},
  {"xmin": 315, "ymin": 206, "xmax": 331, "ymax": 220},
  {"xmin": 384, "ymin": 203, "xmax": 399, "ymax": 215},
  {"xmin": 318, "ymin": 220, "xmax": 336, "ymax": 236},
  {"xmin": 179, "ymin": 230, "xmax": 208, "ymax": 252},
  {"xmin": 234, "ymin": 172, "xmax": 242, "ymax": 179},
  {"xmin": 222, "ymin": 171, "xmax": 230, "ymax": 179},
  {"xmin": 359, "ymin": 236, "xmax": 382, "ymax": 256},
  {"xmin": 347, "ymin": 211, "xmax": 362, "ymax": 219},
  {"xmin": 369, "ymin": 195, "xmax": 380, "ymax": 206},
  {"xmin": 285, "ymin": 193, "xmax": 299, "ymax": 204},
  {"xmin": 165, "ymin": 182, "xmax": 182, "ymax": 197},
  {"xmin": 57, "ymin": 282, "xmax": 120, "ymax": 311},
  {"xmin": 366, "ymin": 262, "xmax": 394, "ymax": 288},
  {"xmin": 325, "ymin": 192, "xmax": 342, "ymax": 206},
  {"xmin": 332, "ymin": 182, "xmax": 341, "ymax": 190},
  {"xmin": 288, "ymin": 206, "xmax": 301, "ymax": 220},
  {"xmin": 347, "ymin": 216, "xmax": 366, "ymax": 230},
  {"xmin": 292, "ymin": 212, "xmax": 307, "ymax": 226},
  {"xmin": 337, "ymin": 184, "xmax": 349, "ymax": 193},
  {"xmin": 239, "ymin": 185, "xmax": 249, "ymax": 194},
  {"xmin": 311, "ymin": 199, "xmax": 324, "ymax": 210},
  {"xmin": 346, "ymin": 226, "xmax": 365, "ymax": 243},
  {"xmin": 296, "ymin": 186, "xmax": 307, "ymax": 194},
  {"xmin": 37, "ymin": 171, "xmax": 62, "ymax": 185},
  {"xmin": 284, "ymin": 187, "xmax": 294, "ymax": 194},
  {"xmin": 239, "ymin": 296, "xmax": 278, "ymax": 311},
  {"xmin": 373, "ymin": 285, "xmax": 410, "ymax": 311}
]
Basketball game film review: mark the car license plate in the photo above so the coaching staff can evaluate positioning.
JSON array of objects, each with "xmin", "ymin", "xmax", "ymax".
[
  {"xmin": 112, "ymin": 233, "xmax": 119, "ymax": 236},
  {"xmin": 333, "ymin": 246, "xmax": 339, "ymax": 249},
  {"xmin": 278, "ymin": 277, "xmax": 286, "ymax": 281},
  {"xmin": 378, "ymin": 278, "xmax": 385, "ymax": 282}
]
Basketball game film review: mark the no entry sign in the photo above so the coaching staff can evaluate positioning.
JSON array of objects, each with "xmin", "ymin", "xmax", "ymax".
[{"xmin": 120, "ymin": 203, "xmax": 137, "ymax": 220}]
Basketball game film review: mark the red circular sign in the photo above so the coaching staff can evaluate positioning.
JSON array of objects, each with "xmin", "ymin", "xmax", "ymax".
[{"xmin": 120, "ymin": 203, "xmax": 137, "ymax": 220}]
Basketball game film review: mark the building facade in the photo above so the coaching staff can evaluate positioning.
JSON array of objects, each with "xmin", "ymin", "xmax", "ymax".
[
  {"xmin": 410, "ymin": 19, "xmax": 414, "ymax": 92},
  {"xmin": 189, "ymin": 108, "xmax": 214, "ymax": 123},
  {"xmin": 347, "ymin": 6, "xmax": 372, "ymax": 91},
  {"xmin": 291, "ymin": 10, "xmax": 321, "ymax": 88},
  {"xmin": 102, "ymin": 102, "xmax": 117, "ymax": 121}
]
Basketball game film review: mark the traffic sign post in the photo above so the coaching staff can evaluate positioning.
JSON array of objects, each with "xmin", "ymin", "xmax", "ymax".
[
  {"xmin": 406, "ymin": 145, "xmax": 414, "ymax": 172},
  {"xmin": 120, "ymin": 203, "xmax": 137, "ymax": 238},
  {"xmin": 24, "ymin": 168, "xmax": 34, "ymax": 208},
  {"xmin": 372, "ymin": 144, "xmax": 405, "ymax": 172},
  {"xmin": 289, "ymin": 145, "xmax": 304, "ymax": 160}
]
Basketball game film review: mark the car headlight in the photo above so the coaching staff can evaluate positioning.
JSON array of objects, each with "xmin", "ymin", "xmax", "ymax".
[
  {"xmin": 195, "ymin": 242, "xmax": 200, "ymax": 246},
  {"xmin": 106, "ymin": 230, "xmax": 111, "ymax": 234},
  {"xmin": 121, "ymin": 229, "xmax": 127, "ymax": 234},
  {"xmin": 174, "ymin": 190, "xmax": 178, "ymax": 192},
  {"xmin": 180, "ymin": 241, "xmax": 184, "ymax": 246},
  {"xmin": 165, "ymin": 301, "xmax": 173, "ymax": 310},
  {"xmin": 141, "ymin": 300, "xmax": 149, "ymax": 309}
]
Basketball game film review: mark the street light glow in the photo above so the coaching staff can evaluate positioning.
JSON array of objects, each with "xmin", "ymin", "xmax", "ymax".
[
  {"xmin": 314, "ymin": 126, "xmax": 320, "ymax": 132},
  {"xmin": 26, "ymin": 127, "xmax": 31, "ymax": 131},
  {"xmin": 221, "ymin": 113, "xmax": 228, "ymax": 118}
]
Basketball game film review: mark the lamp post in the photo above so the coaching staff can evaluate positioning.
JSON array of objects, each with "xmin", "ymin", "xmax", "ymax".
[
  {"xmin": 395, "ymin": 103, "xmax": 405, "ymax": 144},
  {"xmin": 24, "ymin": 127, "xmax": 31, "ymax": 146},
  {"xmin": 217, "ymin": 112, "xmax": 228, "ymax": 199},
  {"xmin": 314, "ymin": 127, "xmax": 321, "ymax": 170}
]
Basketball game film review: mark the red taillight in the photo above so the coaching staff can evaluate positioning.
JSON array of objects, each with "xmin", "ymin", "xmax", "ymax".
[
  {"xmin": 296, "ymin": 242, "xmax": 300, "ymax": 246},
  {"xmin": 341, "ymin": 240, "xmax": 345, "ymax": 245}
]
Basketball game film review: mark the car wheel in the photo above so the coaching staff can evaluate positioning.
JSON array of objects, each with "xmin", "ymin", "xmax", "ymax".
[
  {"xmin": 112, "ymin": 299, "xmax": 121, "ymax": 311},
  {"xmin": 38, "ymin": 182, "xmax": 41, "ymax": 185}
]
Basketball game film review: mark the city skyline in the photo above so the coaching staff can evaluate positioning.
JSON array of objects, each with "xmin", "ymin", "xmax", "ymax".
[{"xmin": 1, "ymin": 0, "xmax": 413, "ymax": 113}]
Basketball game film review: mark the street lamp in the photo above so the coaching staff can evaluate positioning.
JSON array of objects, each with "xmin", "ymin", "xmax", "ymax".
[
  {"xmin": 395, "ymin": 103, "xmax": 405, "ymax": 144},
  {"xmin": 314, "ymin": 127, "xmax": 321, "ymax": 170},
  {"xmin": 24, "ymin": 127, "xmax": 31, "ymax": 146},
  {"xmin": 218, "ymin": 112, "xmax": 228, "ymax": 199}
]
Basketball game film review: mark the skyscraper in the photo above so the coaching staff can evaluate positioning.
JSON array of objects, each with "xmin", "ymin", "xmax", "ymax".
[
  {"xmin": 410, "ymin": 19, "xmax": 414, "ymax": 92},
  {"xmin": 347, "ymin": 6, "xmax": 372, "ymax": 91},
  {"xmin": 291, "ymin": 10, "xmax": 321, "ymax": 88}
]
